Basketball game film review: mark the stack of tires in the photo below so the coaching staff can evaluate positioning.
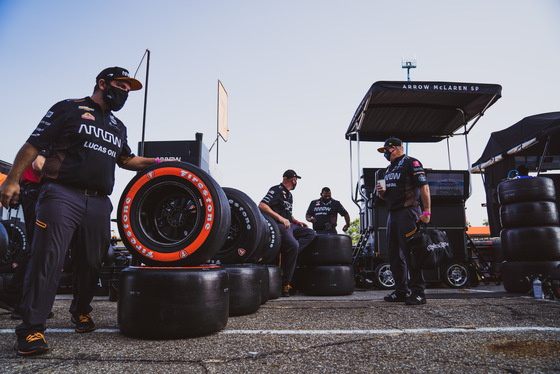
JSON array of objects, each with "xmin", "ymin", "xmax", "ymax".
[
  {"xmin": 115, "ymin": 162, "xmax": 283, "ymax": 338},
  {"xmin": 498, "ymin": 177, "xmax": 560, "ymax": 293},
  {"xmin": 295, "ymin": 234, "xmax": 354, "ymax": 296}
]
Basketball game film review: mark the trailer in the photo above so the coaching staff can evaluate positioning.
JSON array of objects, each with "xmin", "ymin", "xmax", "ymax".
[{"xmin": 346, "ymin": 81, "xmax": 502, "ymax": 289}]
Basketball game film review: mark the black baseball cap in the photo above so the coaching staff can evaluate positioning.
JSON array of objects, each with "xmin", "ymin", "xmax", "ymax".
[
  {"xmin": 283, "ymin": 169, "xmax": 301, "ymax": 179},
  {"xmin": 377, "ymin": 137, "xmax": 403, "ymax": 153},
  {"xmin": 96, "ymin": 67, "xmax": 143, "ymax": 91}
]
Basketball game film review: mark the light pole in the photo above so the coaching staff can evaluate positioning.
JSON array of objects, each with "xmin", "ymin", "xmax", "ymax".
[{"xmin": 401, "ymin": 56, "xmax": 417, "ymax": 81}]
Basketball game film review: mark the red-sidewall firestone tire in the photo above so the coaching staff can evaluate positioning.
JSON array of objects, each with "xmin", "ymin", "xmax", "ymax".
[{"xmin": 117, "ymin": 161, "xmax": 230, "ymax": 267}]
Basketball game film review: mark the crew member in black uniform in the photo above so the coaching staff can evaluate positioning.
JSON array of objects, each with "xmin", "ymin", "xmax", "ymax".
[
  {"xmin": 0, "ymin": 67, "xmax": 162, "ymax": 356},
  {"xmin": 259, "ymin": 169, "xmax": 316, "ymax": 297},
  {"xmin": 305, "ymin": 187, "xmax": 350, "ymax": 234},
  {"xmin": 375, "ymin": 138, "xmax": 431, "ymax": 306}
]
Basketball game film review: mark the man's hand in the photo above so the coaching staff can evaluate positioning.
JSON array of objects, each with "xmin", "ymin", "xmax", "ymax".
[
  {"xmin": 279, "ymin": 217, "xmax": 291, "ymax": 229},
  {"xmin": 0, "ymin": 180, "xmax": 21, "ymax": 209},
  {"xmin": 342, "ymin": 224, "xmax": 349, "ymax": 232},
  {"xmin": 418, "ymin": 213, "xmax": 430, "ymax": 224},
  {"xmin": 297, "ymin": 220, "xmax": 308, "ymax": 228}
]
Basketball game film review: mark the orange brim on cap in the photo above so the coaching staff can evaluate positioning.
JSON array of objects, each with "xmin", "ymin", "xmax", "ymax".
[
  {"xmin": 115, "ymin": 77, "xmax": 143, "ymax": 91},
  {"xmin": 377, "ymin": 146, "xmax": 388, "ymax": 153}
]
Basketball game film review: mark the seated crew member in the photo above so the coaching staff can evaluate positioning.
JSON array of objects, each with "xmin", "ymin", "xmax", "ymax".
[{"xmin": 258, "ymin": 169, "xmax": 316, "ymax": 297}]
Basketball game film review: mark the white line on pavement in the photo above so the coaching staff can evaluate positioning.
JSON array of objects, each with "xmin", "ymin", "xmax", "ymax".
[{"xmin": 1, "ymin": 326, "xmax": 559, "ymax": 335}]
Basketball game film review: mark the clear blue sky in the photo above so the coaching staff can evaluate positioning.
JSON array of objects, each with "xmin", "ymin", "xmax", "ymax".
[{"xmin": 1, "ymin": 0, "xmax": 559, "ymax": 232}]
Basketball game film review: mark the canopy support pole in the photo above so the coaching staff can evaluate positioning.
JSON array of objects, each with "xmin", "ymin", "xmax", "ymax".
[
  {"xmin": 536, "ymin": 135, "xmax": 551, "ymax": 176},
  {"xmin": 446, "ymin": 137, "xmax": 452, "ymax": 170}
]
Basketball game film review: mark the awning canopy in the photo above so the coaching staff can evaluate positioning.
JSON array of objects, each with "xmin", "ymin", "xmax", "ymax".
[
  {"xmin": 472, "ymin": 112, "xmax": 560, "ymax": 171},
  {"xmin": 345, "ymin": 81, "xmax": 502, "ymax": 142}
]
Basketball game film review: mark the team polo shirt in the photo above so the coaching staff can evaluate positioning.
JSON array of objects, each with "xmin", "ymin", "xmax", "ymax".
[
  {"xmin": 261, "ymin": 184, "xmax": 294, "ymax": 222},
  {"xmin": 383, "ymin": 155, "xmax": 428, "ymax": 211},
  {"xmin": 306, "ymin": 198, "xmax": 348, "ymax": 231},
  {"xmin": 26, "ymin": 97, "xmax": 135, "ymax": 196}
]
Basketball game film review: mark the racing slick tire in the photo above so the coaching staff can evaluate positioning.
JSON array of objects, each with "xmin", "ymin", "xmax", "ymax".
[
  {"xmin": 255, "ymin": 264, "xmax": 270, "ymax": 304},
  {"xmin": 497, "ymin": 177, "xmax": 556, "ymax": 205},
  {"xmin": 298, "ymin": 265, "xmax": 354, "ymax": 296},
  {"xmin": 117, "ymin": 161, "xmax": 230, "ymax": 267},
  {"xmin": 0, "ymin": 223, "xmax": 9, "ymax": 267},
  {"xmin": 442, "ymin": 262, "xmax": 470, "ymax": 288},
  {"xmin": 298, "ymin": 234, "xmax": 353, "ymax": 266},
  {"xmin": 118, "ymin": 265, "xmax": 229, "ymax": 338},
  {"xmin": 267, "ymin": 265, "xmax": 282, "ymax": 299},
  {"xmin": 223, "ymin": 264, "xmax": 261, "ymax": 316},
  {"xmin": 373, "ymin": 262, "xmax": 396, "ymax": 290},
  {"xmin": 500, "ymin": 201, "xmax": 559, "ymax": 228},
  {"xmin": 256, "ymin": 214, "xmax": 282, "ymax": 264},
  {"xmin": 501, "ymin": 226, "xmax": 560, "ymax": 261},
  {"xmin": 213, "ymin": 187, "xmax": 266, "ymax": 264},
  {"xmin": 501, "ymin": 261, "xmax": 560, "ymax": 294},
  {"xmin": 0, "ymin": 220, "xmax": 27, "ymax": 274}
]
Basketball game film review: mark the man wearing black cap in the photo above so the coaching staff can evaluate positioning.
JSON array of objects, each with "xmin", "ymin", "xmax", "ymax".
[
  {"xmin": 0, "ymin": 67, "xmax": 161, "ymax": 356},
  {"xmin": 259, "ymin": 169, "xmax": 316, "ymax": 296},
  {"xmin": 376, "ymin": 138, "xmax": 431, "ymax": 305}
]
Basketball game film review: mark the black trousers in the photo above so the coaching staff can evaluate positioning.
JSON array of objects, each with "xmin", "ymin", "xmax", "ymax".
[
  {"xmin": 16, "ymin": 182, "xmax": 111, "ymax": 336},
  {"xmin": 278, "ymin": 224, "xmax": 316, "ymax": 286},
  {"xmin": 386, "ymin": 206, "xmax": 426, "ymax": 295},
  {"xmin": 2, "ymin": 183, "xmax": 41, "ymax": 309}
]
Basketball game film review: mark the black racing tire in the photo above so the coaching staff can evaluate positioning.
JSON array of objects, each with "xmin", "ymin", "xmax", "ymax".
[
  {"xmin": 443, "ymin": 262, "xmax": 470, "ymax": 288},
  {"xmin": 501, "ymin": 226, "xmax": 560, "ymax": 261},
  {"xmin": 223, "ymin": 264, "xmax": 261, "ymax": 316},
  {"xmin": 266, "ymin": 265, "xmax": 282, "ymax": 299},
  {"xmin": 0, "ymin": 220, "xmax": 27, "ymax": 274},
  {"xmin": 298, "ymin": 234, "xmax": 353, "ymax": 266},
  {"xmin": 117, "ymin": 161, "xmax": 230, "ymax": 267},
  {"xmin": 500, "ymin": 201, "xmax": 559, "ymax": 228},
  {"xmin": 501, "ymin": 261, "xmax": 560, "ymax": 294},
  {"xmin": 298, "ymin": 265, "xmax": 354, "ymax": 296},
  {"xmin": 255, "ymin": 264, "xmax": 270, "ymax": 304},
  {"xmin": 256, "ymin": 214, "xmax": 282, "ymax": 264},
  {"xmin": 373, "ymin": 262, "xmax": 396, "ymax": 290},
  {"xmin": 497, "ymin": 177, "xmax": 556, "ymax": 205},
  {"xmin": 213, "ymin": 188, "xmax": 266, "ymax": 264},
  {"xmin": 118, "ymin": 266, "xmax": 229, "ymax": 338},
  {"xmin": 0, "ymin": 225, "xmax": 12, "ymax": 266}
]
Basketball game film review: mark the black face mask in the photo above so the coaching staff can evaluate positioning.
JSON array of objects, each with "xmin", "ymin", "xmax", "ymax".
[
  {"xmin": 102, "ymin": 84, "xmax": 128, "ymax": 111},
  {"xmin": 384, "ymin": 148, "xmax": 393, "ymax": 161}
]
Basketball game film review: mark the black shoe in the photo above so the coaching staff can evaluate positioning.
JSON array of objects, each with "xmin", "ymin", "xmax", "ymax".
[
  {"xmin": 14, "ymin": 332, "xmax": 49, "ymax": 356},
  {"xmin": 71, "ymin": 313, "xmax": 96, "ymax": 333},
  {"xmin": 281, "ymin": 285, "xmax": 292, "ymax": 297},
  {"xmin": 384, "ymin": 291, "xmax": 407, "ymax": 302},
  {"xmin": 405, "ymin": 293, "xmax": 427, "ymax": 305},
  {"xmin": 11, "ymin": 311, "xmax": 54, "ymax": 320},
  {"xmin": 0, "ymin": 290, "xmax": 17, "ymax": 312}
]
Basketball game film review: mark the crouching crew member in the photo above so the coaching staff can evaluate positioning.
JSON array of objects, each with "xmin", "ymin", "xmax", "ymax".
[
  {"xmin": 376, "ymin": 137, "xmax": 431, "ymax": 306},
  {"xmin": 259, "ymin": 169, "xmax": 316, "ymax": 297},
  {"xmin": 0, "ymin": 67, "xmax": 162, "ymax": 356},
  {"xmin": 305, "ymin": 187, "xmax": 350, "ymax": 234}
]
